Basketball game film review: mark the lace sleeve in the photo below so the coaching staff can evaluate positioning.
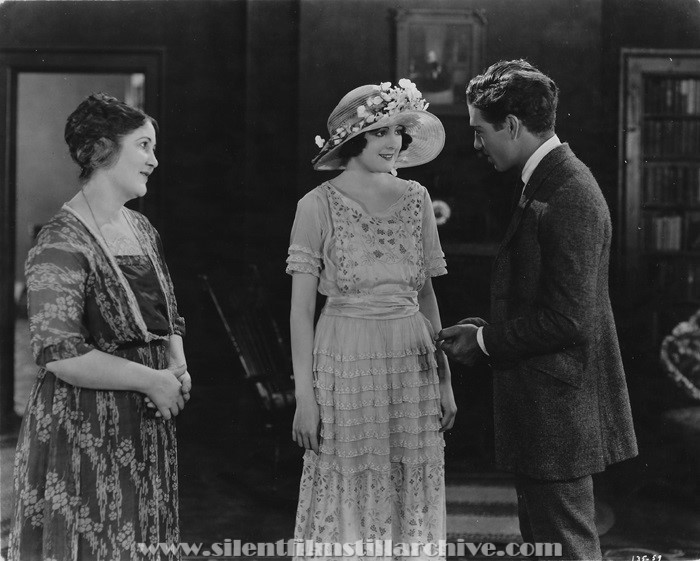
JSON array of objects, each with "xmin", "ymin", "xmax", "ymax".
[
  {"xmin": 286, "ymin": 191, "xmax": 324, "ymax": 277},
  {"xmin": 421, "ymin": 187, "xmax": 447, "ymax": 277}
]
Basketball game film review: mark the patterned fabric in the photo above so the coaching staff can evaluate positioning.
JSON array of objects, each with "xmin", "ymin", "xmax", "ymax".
[
  {"xmin": 287, "ymin": 181, "xmax": 447, "ymax": 560},
  {"xmin": 660, "ymin": 309, "xmax": 700, "ymax": 401},
  {"xmin": 9, "ymin": 206, "xmax": 185, "ymax": 561}
]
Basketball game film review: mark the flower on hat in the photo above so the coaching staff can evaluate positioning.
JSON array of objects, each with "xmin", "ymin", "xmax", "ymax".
[
  {"xmin": 313, "ymin": 79, "xmax": 430, "ymax": 161},
  {"xmin": 314, "ymin": 135, "xmax": 325, "ymax": 148}
]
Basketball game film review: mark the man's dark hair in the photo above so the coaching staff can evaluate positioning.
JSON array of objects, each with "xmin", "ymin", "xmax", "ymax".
[{"xmin": 466, "ymin": 59, "xmax": 558, "ymax": 135}]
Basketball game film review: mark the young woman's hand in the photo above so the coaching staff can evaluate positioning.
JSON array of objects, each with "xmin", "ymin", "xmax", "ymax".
[
  {"xmin": 144, "ymin": 365, "xmax": 185, "ymax": 420},
  {"xmin": 438, "ymin": 378, "xmax": 457, "ymax": 432},
  {"xmin": 292, "ymin": 395, "xmax": 321, "ymax": 454}
]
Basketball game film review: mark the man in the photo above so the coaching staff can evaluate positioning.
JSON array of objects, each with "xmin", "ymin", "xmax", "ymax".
[{"xmin": 437, "ymin": 60, "xmax": 638, "ymax": 560}]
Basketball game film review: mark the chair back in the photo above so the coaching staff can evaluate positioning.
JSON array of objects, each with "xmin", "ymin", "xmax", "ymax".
[{"xmin": 200, "ymin": 268, "xmax": 295, "ymax": 414}]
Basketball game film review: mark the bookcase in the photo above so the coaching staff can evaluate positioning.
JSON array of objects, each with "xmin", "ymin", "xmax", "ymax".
[{"xmin": 620, "ymin": 50, "xmax": 700, "ymax": 347}]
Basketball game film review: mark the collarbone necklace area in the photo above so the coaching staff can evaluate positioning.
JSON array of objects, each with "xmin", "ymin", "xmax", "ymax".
[{"xmin": 81, "ymin": 189, "xmax": 143, "ymax": 256}]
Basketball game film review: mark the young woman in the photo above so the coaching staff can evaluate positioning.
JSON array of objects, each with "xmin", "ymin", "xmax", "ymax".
[
  {"xmin": 10, "ymin": 93, "xmax": 190, "ymax": 560},
  {"xmin": 287, "ymin": 80, "xmax": 456, "ymax": 558}
]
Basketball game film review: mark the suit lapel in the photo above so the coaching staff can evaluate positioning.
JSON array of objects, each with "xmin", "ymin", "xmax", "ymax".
[{"xmin": 494, "ymin": 144, "xmax": 572, "ymax": 262}]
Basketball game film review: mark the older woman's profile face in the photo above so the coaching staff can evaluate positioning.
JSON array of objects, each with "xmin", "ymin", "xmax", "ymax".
[{"xmin": 103, "ymin": 121, "xmax": 158, "ymax": 200}]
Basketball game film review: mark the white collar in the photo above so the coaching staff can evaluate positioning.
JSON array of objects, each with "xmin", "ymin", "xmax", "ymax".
[{"xmin": 521, "ymin": 134, "xmax": 561, "ymax": 191}]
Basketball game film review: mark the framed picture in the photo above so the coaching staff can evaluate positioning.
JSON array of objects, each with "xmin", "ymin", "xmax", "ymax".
[{"xmin": 395, "ymin": 8, "xmax": 486, "ymax": 114}]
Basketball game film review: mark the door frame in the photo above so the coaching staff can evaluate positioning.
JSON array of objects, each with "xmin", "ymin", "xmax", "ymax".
[{"xmin": 0, "ymin": 48, "xmax": 163, "ymax": 434}]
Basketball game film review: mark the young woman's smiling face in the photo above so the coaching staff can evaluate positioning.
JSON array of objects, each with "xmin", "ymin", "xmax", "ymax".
[
  {"xmin": 351, "ymin": 124, "xmax": 406, "ymax": 173},
  {"xmin": 104, "ymin": 120, "xmax": 158, "ymax": 200}
]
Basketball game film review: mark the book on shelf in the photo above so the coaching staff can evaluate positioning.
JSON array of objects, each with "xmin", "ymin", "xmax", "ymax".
[
  {"xmin": 646, "ymin": 77, "xmax": 700, "ymax": 115},
  {"xmin": 645, "ymin": 213, "xmax": 682, "ymax": 251},
  {"xmin": 643, "ymin": 165, "xmax": 700, "ymax": 205},
  {"xmin": 649, "ymin": 259, "xmax": 700, "ymax": 302},
  {"xmin": 643, "ymin": 119, "xmax": 700, "ymax": 157}
]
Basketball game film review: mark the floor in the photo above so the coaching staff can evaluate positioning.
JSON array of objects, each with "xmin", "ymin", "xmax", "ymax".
[{"xmin": 2, "ymin": 320, "xmax": 700, "ymax": 560}]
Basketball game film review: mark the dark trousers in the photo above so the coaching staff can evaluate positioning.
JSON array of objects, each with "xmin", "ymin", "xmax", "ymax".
[{"xmin": 515, "ymin": 474, "xmax": 601, "ymax": 561}]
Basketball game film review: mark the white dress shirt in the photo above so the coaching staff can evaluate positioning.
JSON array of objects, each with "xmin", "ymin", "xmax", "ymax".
[{"xmin": 476, "ymin": 135, "xmax": 562, "ymax": 356}]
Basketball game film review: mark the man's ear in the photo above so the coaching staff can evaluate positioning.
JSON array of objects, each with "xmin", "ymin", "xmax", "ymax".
[{"xmin": 505, "ymin": 114, "xmax": 521, "ymax": 139}]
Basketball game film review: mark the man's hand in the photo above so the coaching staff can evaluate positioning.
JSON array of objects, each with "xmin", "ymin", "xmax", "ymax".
[
  {"xmin": 457, "ymin": 317, "xmax": 488, "ymax": 328},
  {"xmin": 436, "ymin": 323, "xmax": 483, "ymax": 365}
]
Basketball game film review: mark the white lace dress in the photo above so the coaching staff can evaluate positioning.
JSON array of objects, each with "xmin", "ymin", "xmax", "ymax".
[{"xmin": 286, "ymin": 180, "xmax": 447, "ymax": 560}]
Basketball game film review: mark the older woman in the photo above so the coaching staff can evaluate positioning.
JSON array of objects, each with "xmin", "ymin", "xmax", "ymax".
[
  {"xmin": 9, "ymin": 93, "xmax": 190, "ymax": 560},
  {"xmin": 287, "ymin": 80, "xmax": 456, "ymax": 558}
]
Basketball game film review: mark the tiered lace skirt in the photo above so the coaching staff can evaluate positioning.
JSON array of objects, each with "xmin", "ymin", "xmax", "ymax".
[{"xmin": 293, "ymin": 310, "xmax": 445, "ymax": 560}]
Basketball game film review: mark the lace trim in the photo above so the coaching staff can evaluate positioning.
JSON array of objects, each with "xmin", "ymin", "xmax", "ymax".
[
  {"xmin": 319, "ymin": 406, "xmax": 441, "ymax": 427},
  {"xmin": 427, "ymin": 265, "xmax": 448, "ymax": 277},
  {"xmin": 317, "ymin": 393, "xmax": 439, "ymax": 409},
  {"xmin": 286, "ymin": 263, "xmax": 320, "ymax": 277},
  {"xmin": 426, "ymin": 254, "xmax": 446, "ymax": 265},
  {"xmin": 315, "ymin": 378, "xmax": 436, "ymax": 394},
  {"xmin": 287, "ymin": 253, "xmax": 321, "ymax": 266},
  {"xmin": 316, "ymin": 386, "xmax": 439, "ymax": 402},
  {"xmin": 319, "ymin": 436, "xmax": 444, "ymax": 456},
  {"xmin": 314, "ymin": 358, "xmax": 436, "ymax": 379},
  {"xmin": 321, "ymin": 424, "xmax": 442, "ymax": 442},
  {"xmin": 289, "ymin": 244, "xmax": 322, "ymax": 259},
  {"xmin": 314, "ymin": 346, "xmax": 435, "ymax": 362},
  {"xmin": 306, "ymin": 459, "xmax": 444, "ymax": 476},
  {"xmin": 308, "ymin": 450, "xmax": 445, "ymax": 474}
]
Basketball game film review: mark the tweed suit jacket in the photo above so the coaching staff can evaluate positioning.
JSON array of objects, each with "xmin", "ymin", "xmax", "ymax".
[{"xmin": 482, "ymin": 144, "xmax": 638, "ymax": 480}]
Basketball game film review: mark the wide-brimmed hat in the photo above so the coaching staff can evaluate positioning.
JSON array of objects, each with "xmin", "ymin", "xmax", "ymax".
[{"xmin": 312, "ymin": 79, "xmax": 445, "ymax": 171}]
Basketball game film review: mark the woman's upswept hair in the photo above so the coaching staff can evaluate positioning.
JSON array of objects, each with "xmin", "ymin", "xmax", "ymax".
[
  {"xmin": 64, "ymin": 92, "xmax": 158, "ymax": 182},
  {"xmin": 466, "ymin": 59, "xmax": 558, "ymax": 135}
]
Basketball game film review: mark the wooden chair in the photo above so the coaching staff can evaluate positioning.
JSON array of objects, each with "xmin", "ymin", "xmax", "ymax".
[{"xmin": 199, "ymin": 268, "xmax": 296, "ymax": 480}]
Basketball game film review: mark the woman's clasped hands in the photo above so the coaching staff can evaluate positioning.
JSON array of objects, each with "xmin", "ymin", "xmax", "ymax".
[{"xmin": 145, "ymin": 363, "xmax": 192, "ymax": 419}]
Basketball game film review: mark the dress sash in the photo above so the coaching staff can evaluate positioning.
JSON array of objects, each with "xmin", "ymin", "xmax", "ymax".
[{"xmin": 322, "ymin": 291, "xmax": 419, "ymax": 320}]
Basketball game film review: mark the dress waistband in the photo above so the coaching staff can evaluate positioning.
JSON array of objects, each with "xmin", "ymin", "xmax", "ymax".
[{"xmin": 323, "ymin": 291, "xmax": 419, "ymax": 320}]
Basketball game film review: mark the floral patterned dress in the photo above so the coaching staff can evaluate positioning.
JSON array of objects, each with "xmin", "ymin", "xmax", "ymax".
[
  {"xmin": 9, "ymin": 205, "xmax": 185, "ymax": 561},
  {"xmin": 286, "ymin": 181, "xmax": 447, "ymax": 559}
]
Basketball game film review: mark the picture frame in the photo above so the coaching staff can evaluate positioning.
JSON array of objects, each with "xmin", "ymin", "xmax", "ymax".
[{"xmin": 395, "ymin": 8, "xmax": 487, "ymax": 114}]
